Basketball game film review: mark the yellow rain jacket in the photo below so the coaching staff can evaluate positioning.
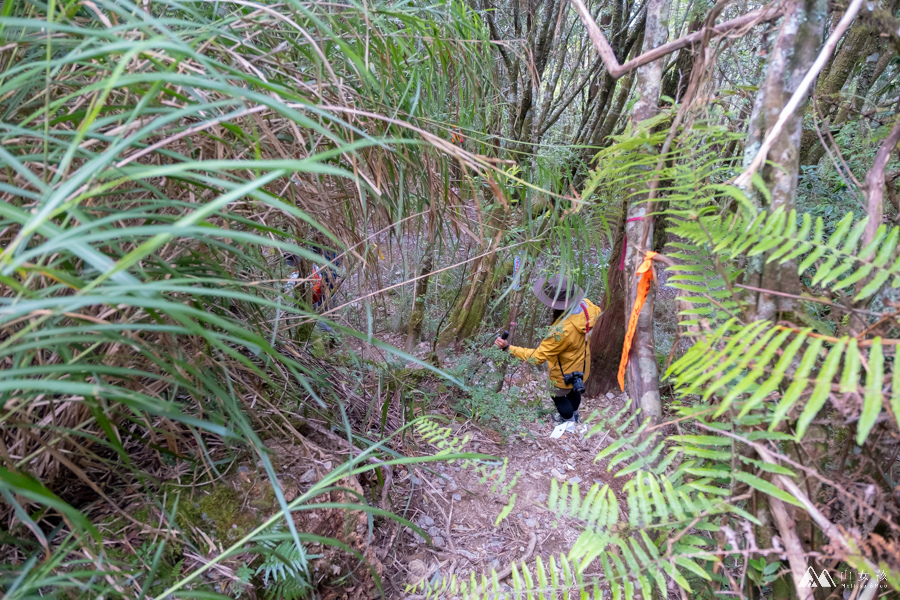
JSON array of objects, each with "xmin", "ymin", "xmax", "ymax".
[{"xmin": 508, "ymin": 299, "xmax": 602, "ymax": 391}]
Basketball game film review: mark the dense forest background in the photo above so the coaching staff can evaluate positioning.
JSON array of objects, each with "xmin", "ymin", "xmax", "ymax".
[{"xmin": 2, "ymin": 0, "xmax": 900, "ymax": 597}]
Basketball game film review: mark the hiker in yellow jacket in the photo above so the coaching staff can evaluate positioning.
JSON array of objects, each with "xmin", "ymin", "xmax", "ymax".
[{"xmin": 495, "ymin": 274, "xmax": 601, "ymax": 426}]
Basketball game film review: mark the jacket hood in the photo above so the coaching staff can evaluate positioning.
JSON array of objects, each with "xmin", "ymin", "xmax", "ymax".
[{"xmin": 563, "ymin": 300, "xmax": 595, "ymax": 333}]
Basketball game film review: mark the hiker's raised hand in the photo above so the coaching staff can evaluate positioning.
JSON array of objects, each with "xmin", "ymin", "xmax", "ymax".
[{"xmin": 494, "ymin": 337, "xmax": 509, "ymax": 349}]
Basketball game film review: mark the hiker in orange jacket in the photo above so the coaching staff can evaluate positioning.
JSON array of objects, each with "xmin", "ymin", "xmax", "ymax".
[{"xmin": 494, "ymin": 274, "xmax": 601, "ymax": 426}]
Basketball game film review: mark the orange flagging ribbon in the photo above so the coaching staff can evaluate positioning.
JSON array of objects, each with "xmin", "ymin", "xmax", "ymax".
[{"xmin": 617, "ymin": 251, "xmax": 657, "ymax": 391}]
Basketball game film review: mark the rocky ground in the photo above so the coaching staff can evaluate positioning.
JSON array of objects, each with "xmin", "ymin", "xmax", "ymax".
[{"xmin": 384, "ymin": 385, "xmax": 629, "ymax": 597}]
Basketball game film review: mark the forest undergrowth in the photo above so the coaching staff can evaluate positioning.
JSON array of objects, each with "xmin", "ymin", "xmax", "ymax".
[{"xmin": 3, "ymin": 0, "xmax": 900, "ymax": 598}]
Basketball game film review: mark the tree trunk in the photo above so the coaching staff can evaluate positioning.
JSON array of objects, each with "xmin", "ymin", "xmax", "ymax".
[
  {"xmin": 740, "ymin": 2, "xmax": 827, "ymax": 596},
  {"xmin": 620, "ymin": 0, "xmax": 670, "ymax": 424},
  {"xmin": 586, "ymin": 211, "xmax": 628, "ymax": 395},
  {"xmin": 495, "ymin": 262, "xmax": 532, "ymax": 392},
  {"xmin": 799, "ymin": 18, "xmax": 879, "ymax": 166},
  {"xmin": 660, "ymin": 17, "xmax": 700, "ymax": 103},
  {"xmin": 438, "ymin": 207, "xmax": 507, "ymax": 347},
  {"xmin": 595, "ymin": 69, "xmax": 637, "ymax": 149},
  {"xmin": 405, "ymin": 236, "xmax": 435, "ymax": 352},
  {"xmin": 742, "ymin": 0, "xmax": 827, "ymax": 320}
]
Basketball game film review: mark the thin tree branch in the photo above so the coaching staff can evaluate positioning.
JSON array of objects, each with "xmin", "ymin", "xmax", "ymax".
[
  {"xmin": 862, "ymin": 113, "xmax": 900, "ymax": 249},
  {"xmin": 541, "ymin": 57, "xmax": 604, "ymax": 135},
  {"xmin": 570, "ymin": 0, "xmax": 783, "ymax": 79}
]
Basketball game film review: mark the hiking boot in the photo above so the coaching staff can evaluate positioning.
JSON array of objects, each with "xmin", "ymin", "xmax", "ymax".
[
  {"xmin": 551, "ymin": 414, "xmax": 578, "ymax": 428},
  {"xmin": 573, "ymin": 410, "xmax": 580, "ymax": 423}
]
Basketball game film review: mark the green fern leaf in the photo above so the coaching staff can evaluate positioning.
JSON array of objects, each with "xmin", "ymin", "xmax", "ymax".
[
  {"xmin": 769, "ymin": 338, "xmax": 824, "ymax": 429},
  {"xmin": 579, "ymin": 483, "xmax": 599, "ymax": 521},
  {"xmin": 718, "ymin": 327, "xmax": 793, "ymax": 415},
  {"xmin": 873, "ymin": 226, "xmax": 900, "ymax": 266},
  {"xmin": 841, "ymin": 219, "xmax": 868, "ymax": 253},
  {"xmin": 799, "ymin": 243, "xmax": 828, "ymax": 273},
  {"xmin": 840, "ymin": 339, "xmax": 861, "ymax": 393},
  {"xmin": 569, "ymin": 482, "xmax": 582, "ymax": 517},
  {"xmin": 734, "ymin": 471, "xmax": 802, "ymax": 507},
  {"xmin": 495, "ymin": 493, "xmax": 517, "ymax": 527},
  {"xmin": 637, "ymin": 574, "xmax": 653, "ymax": 600},
  {"xmin": 722, "ymin": 502, "xmax": 763, "ymax": 525},
  {"xmin": 739, "ymin": 456, "xmax": 795, "ymax": 476},
  {"xmin": 600, "ymin": 554, "xmax": 620, "ymax": 600},
  {"xmin": 659, "ymin": 558, "xmax": 692, "ymax": 593},
  {"xmin": 647, "ymin": 474, "xmax": 667, "ymax": 521},
  {"xmin": 826, "ymin": 213, "xmax": 855, "ymax": 249},
  {"xmin": 768, "ymin": 211, "xmax": 810, "ymax": 263},
  {"xmin": 587, "ymin": 485, "xmax": 608, "ymax": 526},
  {"xmin": 856, "ymin": 269, "xmax": 893, "ymax": 301},
  {"xmin": 674, "ymin": 556, "xmax": 713, "ymax": 581},
  {"xmin": 858, "ymin": 224, "xmax": 888, "ymax": 260},
  {"xmin": 795, "ymin": 339, "xmax": 846, "ymax": 439},
  {"xmin": 746, "ymin": 430, "xmax": 796, "ymax": 440},
  {"xmin": 857, "ymin": 338, "xmax": 884, "ymax": 445},
  {"xmin": 610, "ymin": 552, "xmax": 631, "ymax": 596},
  {"xmin": 635, "ymin": 475, "xmax": 651, "ymax": 525},
  {"xmin": 832, "ymin": 262, "xmax": 873, "ymax": 290},
  {"xmin": 535, "ymin": 556, "xmax": 548, "ymax": 600},
  {"xmin": 605, "ymin": 487, "xmax": 619, "ymax": 527},
  {"xmin": 663, "ymin": 478, "xmax": 687, "ymax": 521},
  {"xmin": 510, "ymin": 562, "xmax": 523, "ymax": 597},
  {"xmin": 678, "ymin": 446, "xmax": 732, "ymax": 460},
  {"xmin": 558, "ymin": 482, "xmax": 569, "ymax": 516},
  {"xmin": 684, "ymin": 466, "xmax": 732, "ymax": 479},
  {"xmin": 704, "ymin": 326, "xmax": 783, "ymax": 402},
  {"xmin": 669, "ymin": 435, "xmax": 732, "ymax": 445},
  {"xmin": 739, "ymin": 330, "xmax": 811, "ymax": 417},
  {"xmin": 571, "ymin": 530, "xmax": 609, "ymax": 572}
]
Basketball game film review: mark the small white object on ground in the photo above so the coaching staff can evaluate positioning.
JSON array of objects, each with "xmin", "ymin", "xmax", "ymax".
[{"xmin": 550, "ymin": 422, "xmax": 568, "ymax": 439}]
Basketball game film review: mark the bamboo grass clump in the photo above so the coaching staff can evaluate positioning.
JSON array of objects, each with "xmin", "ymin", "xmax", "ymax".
[{"xmin": 0, "ymin": 0, "xmax": 495, "ymax": 594}]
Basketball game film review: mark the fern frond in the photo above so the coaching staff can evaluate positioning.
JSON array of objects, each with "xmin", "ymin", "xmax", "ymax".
[
  {"xmin": 670, "ymin": 209, "xmax": 900, "ymax": 302},
  {"xmin": 588, "ymin": 402, "xmax": 670, "ymax": 475},
  {"xmin": 257, "ymin": 540, "xmax": 312, "ymax": 600},
  {"xmin": 666, "ymin": 319, "xmax": 896, "ymax": 443},
  {"xmin": 412, "ymin": 552, "xmax": 590, "ymax": 600},
  {"xmin": 665, "ymin": 241, "xmax": 745, "ymax": 324},
  {"xmin": 415, "ymin": 418, "xmax": 471, "ymax": 457}
]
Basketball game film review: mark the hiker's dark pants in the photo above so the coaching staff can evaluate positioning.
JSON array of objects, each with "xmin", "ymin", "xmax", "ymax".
[{"xmin": 552, "ymin": 389, "xmax": 582, "ymax": 420}]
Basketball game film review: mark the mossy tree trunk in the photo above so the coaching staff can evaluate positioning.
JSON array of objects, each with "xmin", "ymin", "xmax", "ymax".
[
  {"xmin": 798, "ymin": 13, "xmax": 883, "ymax": 166},
  {"xmin": 438, "ymin": 206, "xmax": 508, "ymax": 348}
]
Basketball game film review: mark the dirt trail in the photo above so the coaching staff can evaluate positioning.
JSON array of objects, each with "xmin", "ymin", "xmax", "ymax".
[{"xmin": 388, "ymin": 385, "xmax": 629, "ymax": 597}]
